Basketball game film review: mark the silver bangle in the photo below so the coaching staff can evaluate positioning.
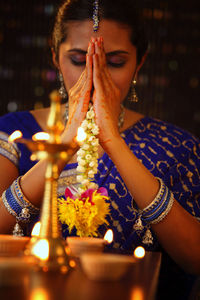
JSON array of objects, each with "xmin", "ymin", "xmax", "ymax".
[{"xmin": 2, "ymin": 177, "xmax": 40, "ymax": 236}]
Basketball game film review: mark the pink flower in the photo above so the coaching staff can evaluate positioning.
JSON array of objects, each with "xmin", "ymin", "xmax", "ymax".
[
  {"xmin": 65, "ymin": 188, "xmax": 75, "ymax": 199},
  {"xmin": 64, "ymin": 187, "xmax": 108, "ymax": 205}
]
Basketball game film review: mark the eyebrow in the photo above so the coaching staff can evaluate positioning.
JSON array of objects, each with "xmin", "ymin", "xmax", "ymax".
[{"xmin": 67, "ymin": 48, "xmax": 130, "ymax": 55}]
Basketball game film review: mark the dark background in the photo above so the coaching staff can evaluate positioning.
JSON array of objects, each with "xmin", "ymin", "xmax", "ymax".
[{"xmin": 0, "ymin": 1, "xmax": 199, "ymax": 137}]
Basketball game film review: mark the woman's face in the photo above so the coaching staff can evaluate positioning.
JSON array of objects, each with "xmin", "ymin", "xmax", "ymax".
[{"xmin": 57, "ymin": 19, "xmax": 138, "ymax": 103}]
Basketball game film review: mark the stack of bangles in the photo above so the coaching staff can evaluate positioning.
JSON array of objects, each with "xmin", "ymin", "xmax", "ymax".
[
  {"xmin": 134, "ymin": 177, "xmax": 174, "ymax": 245},
  {"xmin": 2, "ymin": 176, "xmax": 40, "ymax": 236}
]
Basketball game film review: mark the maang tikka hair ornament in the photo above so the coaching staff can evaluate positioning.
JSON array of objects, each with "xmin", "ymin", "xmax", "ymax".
[{"xmin": 93, "ymin": 0, "xmax": 99, "ymax": 32}]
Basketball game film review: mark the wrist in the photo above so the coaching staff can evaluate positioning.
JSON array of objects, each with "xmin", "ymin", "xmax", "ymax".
[{"xmin": 101, "ymin": 132, "xmax": 124, "ymax": 154}]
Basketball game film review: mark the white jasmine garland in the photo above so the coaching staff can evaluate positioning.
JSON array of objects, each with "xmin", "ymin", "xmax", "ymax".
[
  {"xmin": 77, "ymin": 104, "xmax": 99, "ymax": 192},
  {"xmin": 85, "ymin": 154, "xmax": 92, "ymax": 160},
  {"xmin": 77, "ymin": 165, "xmax": 86, "ymax": 173},
  {"xmin": 82, "ymin": 143, "xmax": 90, "ymax": 150}
]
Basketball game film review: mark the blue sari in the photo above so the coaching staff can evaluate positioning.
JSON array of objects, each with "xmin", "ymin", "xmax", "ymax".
[
  {"xmin": 1, "ymin": 110, "xmax": 199, "ymax": 299},
  {"xmin": 0, "ymin": 111, "xmax": 200, "ymax": 252}
]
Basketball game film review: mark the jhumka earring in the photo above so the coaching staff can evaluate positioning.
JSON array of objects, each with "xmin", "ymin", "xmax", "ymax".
[
  {"xmin": 129, "ymin": 79, "xmax": 139, "ymax": 103},
  {"xmin": 93, "ymin": 0, "xmax": 99, "ymax": 32},
  {"xmin": 59, "ymin": 73, "xmax": 67, "ymax": 99},
  {"xmin": 63, "ymin": 102, "xmax": 69, "ymax": 125}
]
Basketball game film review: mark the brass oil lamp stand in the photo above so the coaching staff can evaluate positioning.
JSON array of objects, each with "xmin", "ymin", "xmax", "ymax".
[{"xmin": 14, "ymin": 91, "xmax": 78, "ymax": 272}]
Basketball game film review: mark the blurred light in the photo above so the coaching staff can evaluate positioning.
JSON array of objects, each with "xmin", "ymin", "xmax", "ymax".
[
  {"xmin": 32, "ymin": 239, "xmax": 49, "ymax": 261},
  {"xmin": 176, "ymin": 44, "xmax": 187, "ymax": 54},
  {"xmin": 76, "ymin": 127, "xmax": 87, "ymax": 143},
  {"xmin": 138, "ymin": 75, "xmax": 149, "ymax": 86},
  {"xmin": 30, "ymin": 288, "xmax": 48, "ymax": 300},
  {"xmin": 69, "ymin": 260, "xmax": 76, "ymax": 268},
  {"xmin": 46, "ymin": 70, "xmax": 56, "ymax": 82},
  {"xmin": 33, "ymin": 37, "xmax": 47, "ymax": 47},
  {"xmin": 189, "ymin": 78, "xmax": 199, "ymax": 88},
  {"xmin": 162, "ymin": 43, "xmax": 173, "ymax": 55},
  {"xmin": 34, "ymin": 101, "xmax": 44, "ymax": 110},
  {"xmin": 153, "ymin": 9, "xmax": 164, "ymax": 20},
  {"xmin": 20, "ymin": 36, "xmax": 31, "ymax": 47},
  {"xmin": 104, "ymin": 229, "xmax": 113, "ymax": 244},
  {"xmin": 7, "ymin": 101, "xmax": 18, "ymax": 112},
  {"xmin": 31, "ymin": 221, "xmax": 41, "ymax": 237},
  {"xmin": 34, "ymin": 86, "xmax": 44, "ymax": 97},
  {"xmin": 142, "ymin": 8, "xmax": 153, "ymax": 19},
  {"xmin": 169, "ymin": 60, "xmax": 178, "ymax": 71},
  {"xmin": 8, "ymin": 130, "xmax": 22, "ymax": 142},
  {"xmin": 193, "ymin": 112, "xmax": 200, "ymax": 123},
  {"xmin": 60, "ymin": 266, "xmax": 68, "ymax": 274},
  {"xmin": 44, "ymin": 5, "xmax": 54, "ymax": 16},
  {"xmin": 0, "ymin": 68, "xmax": 14, "ymax": 79},
  {"xmin": 32, "ymin": 132, "xmax": 50, "ymax": 141},
  {"xmin": 153, "ymin": 76, "xmax": 169, "ymax": 87},
  {"xmin": 134, "ymin": 246, "xmax": 145, "ymax": 259},
  {"xmin": 131, "ymin": 286, "xmax": 144, "ymax": 300}
]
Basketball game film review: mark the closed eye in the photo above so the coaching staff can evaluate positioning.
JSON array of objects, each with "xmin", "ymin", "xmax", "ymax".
[
  {"xmin": 107, "ymin": 61, "xmax": 126, "ymax": 68},
  {"xmin": 68, "ymin": 50, "xmax": 128, "ymax": 68},
  {"xmin": 70, "ymin": 54, "xmax": 86, "ymax": 66}
]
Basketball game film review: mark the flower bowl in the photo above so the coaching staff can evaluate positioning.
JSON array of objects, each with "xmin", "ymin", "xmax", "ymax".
[
  {"xmin": 66, "ymin": 237, "xmax": 105, "ymax": 257},
  {"xmin": 0, "ymin": 234, "xmax": 30, "ymax": 257},
  {"xmin": 80, "ymin": 253, "xmax": 138, "ymax": 281}
]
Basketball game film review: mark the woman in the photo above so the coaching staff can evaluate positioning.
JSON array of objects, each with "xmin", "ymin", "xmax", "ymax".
[{"xmin": 0, "ymin": 0, "xmax": 199, "ymax": 282}]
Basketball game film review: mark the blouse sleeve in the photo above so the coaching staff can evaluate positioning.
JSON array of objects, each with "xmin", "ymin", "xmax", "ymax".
[{"xmin": 0, "ymin": 131, "xmax": 21, "ymax": 167}]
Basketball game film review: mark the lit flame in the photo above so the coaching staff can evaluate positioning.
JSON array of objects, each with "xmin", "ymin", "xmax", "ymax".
[
  {"xmin": 31, "ymin": 221, "xmax": 41, "ymax": 237},
  {"xmin": 104, "ymin": 229, "xmax": 113, "ymax": 244},
  {"xmin": 8, "ymin": 130, "xmax": 22, "ymax": 142},
  {"xmin": 131, "ymin": 286, "xmax": 144, "ymax": 300},
  {"xmin": 134, "ymin": 246, "xmax": 145, "ymax": 259},
  {"xmin": 32, "ymin": 239, "xmax": 49, "ymax": 261},
  {"xmin": 76, "ymin": 127, "xmax": 87, "ymax": 143},
  {"xmin": 32, "ymin": 132, "xmax": 50, "ymax": 141},
  {"xmin": 30, "ymin": 287, "xmax": 48, "ymax": 300}
]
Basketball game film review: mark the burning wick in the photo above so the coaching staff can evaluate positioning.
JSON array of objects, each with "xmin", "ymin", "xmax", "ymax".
[
  {"xmin": 32, "ymin": 132, "xmax": 50, "ymax": 141},
  {"xmin": 32, "ymin": 239, "xmax": 49, "ymax": 261},
  {"xmin": 134, "ymin": 246, "xmax": 145, "ymax": 259},
  {"xmin": 31, "ymin": 222, "xmax": 49, "ymax": 261},
  {"xmin": 31, "ymin": 221, "xmax": 41, "ymax": 237},
  {"xmin": 104, "ymin": 229, "xmax": 113, "ymax": 244},
  {"xmin": 8, "ymin": 130, "xmax": 22, "ymax": 143},
  {"xmin": 76, "ymin": 127, "xmax": 87, "ymax": 143}
]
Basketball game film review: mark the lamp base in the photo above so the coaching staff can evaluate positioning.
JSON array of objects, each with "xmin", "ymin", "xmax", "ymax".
[{"xmin": 24, "ymin": 236, "xmax": 72, "ymax": 273}]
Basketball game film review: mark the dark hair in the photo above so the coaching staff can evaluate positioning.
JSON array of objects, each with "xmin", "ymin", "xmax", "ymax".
[{"xmin": 52, "ymin": 0, "xmax": 148, "ymax": 64}]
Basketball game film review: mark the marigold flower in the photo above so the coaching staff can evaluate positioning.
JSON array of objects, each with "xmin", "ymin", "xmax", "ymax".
[{"xmin": 58, "ymin": 188, "xmax": 110, "ymax": 237}]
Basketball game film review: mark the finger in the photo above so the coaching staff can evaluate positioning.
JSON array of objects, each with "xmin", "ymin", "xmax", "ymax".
[
  {"xmin": 94, "ymin": 37, "xmax": 106, "ymax": 70},
  {"xmin": 93, "ymin": 53, "xmax": 106, "ymax": 96},
  {"xmin": 88, "ymin": 40, "xmax": 95, "ymax": 56},
  {"xmin": 70, "ymin": 42, "xmax": 93, "ymax": 100},
  {"xmin": 94, "ymin": 37, "xmax": 116, "ymax": 94},
  {"xmin": 98, "ymin": 37, "xmax": 115, "ymax": 88},
  {"xmin": 85, "ymin": 52, "xmax": 93, "ymax": 91},
  {"xmin": 69, "ymin": 70, "xmax": 86, "ymax": 99},
  {"xmin": 76, "ymin": 54, "xmax": 93, "ymax": 114}
]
